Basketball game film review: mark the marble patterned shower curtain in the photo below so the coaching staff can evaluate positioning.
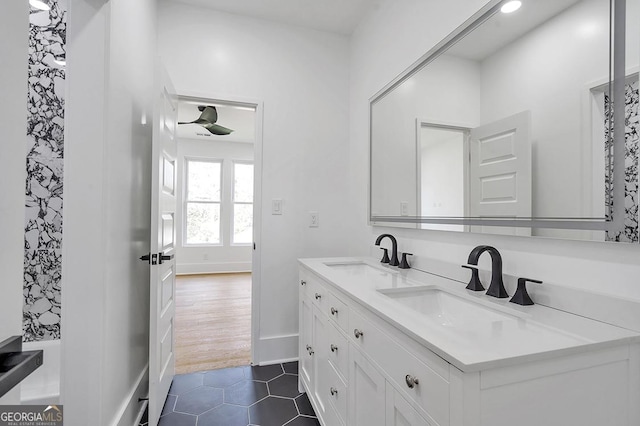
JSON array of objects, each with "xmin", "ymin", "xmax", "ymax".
[
  {"xmin": 604, "ymin": 80, "xmax": 639, "ymax": 243},
  {"xmin": 23, "ymin": 1, "xmax": 67, "ymax": 342}
]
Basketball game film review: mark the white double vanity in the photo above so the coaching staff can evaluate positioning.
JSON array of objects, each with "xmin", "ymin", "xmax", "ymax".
[{"xmin": 298, "ymin": 257, "xmax": 640, "ymax": 426}]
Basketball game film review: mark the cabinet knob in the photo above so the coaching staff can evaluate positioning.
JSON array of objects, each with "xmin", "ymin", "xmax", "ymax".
[
  {"xmin": 354, "ymin": 329, "xmax": 364, "ymax": 339},
  {"xmin": 315, "ymin": 293, "xmax": 322, "ymax": 300},
  {"xmin": 330, "ymin": 307, "xmax": 338, "ymax": 315},
  {"xmin": 300, "ymin": 280, "xmax": 306, "ymax": 286},
  {"xmin": 306, "ymin": 345, "xmax": 314, "ymax": 356},
  {"xmin": 330, "ymin": 344, "xmax": 338, "ymax": 352},
  {"xmin": 330, "ymin": 387, "xmax": 338, "ymax": 396},
  {"xmin": 405, "ymin": 374, "xmax": 420, "ymax": 389}
]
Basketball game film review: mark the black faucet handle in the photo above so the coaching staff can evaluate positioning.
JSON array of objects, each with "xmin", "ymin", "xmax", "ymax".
[
  {"xmin": 461, "ymin": 264, "xmax": 485, "ymax": 291},
  {"xmin": 510, "ymin": 278, "xmax": 543, "ymax": 306},
  {"xmin": 379, "ymin": 248, "xmax": 390, "ymax": 264},
  {"xmin": 399, "ymin": 253, "xmax": 412, "ymax": 269}
]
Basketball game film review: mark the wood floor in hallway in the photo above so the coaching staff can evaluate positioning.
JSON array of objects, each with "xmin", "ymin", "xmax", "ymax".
[{"xmin": 175, "ymin": 273, "xmax": 252, "ymax": 374}]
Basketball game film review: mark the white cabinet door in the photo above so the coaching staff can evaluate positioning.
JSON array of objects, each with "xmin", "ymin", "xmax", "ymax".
[
  {"xmin": 312, "ymin": 304, "xmax": 330, "ymax": 419},
  {"xmin": 349, "ymin": 347, "xmax": 386, "ymax": 426},
  {"xmin": 386, "ymin": 383, "xmax": 433, "ymax": 426},
  {"xmin": 299, "ymin": 295, "xmax": 314, "ymax": 388}
]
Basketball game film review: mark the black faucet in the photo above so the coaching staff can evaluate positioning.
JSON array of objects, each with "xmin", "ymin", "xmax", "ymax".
[
  {"xmin": 466, "ymin": 245, "xmax": 508, "ymax": 298},
  {"xmin": 375, "ymin": 234, "xmax": 400, "ymax": 266}
]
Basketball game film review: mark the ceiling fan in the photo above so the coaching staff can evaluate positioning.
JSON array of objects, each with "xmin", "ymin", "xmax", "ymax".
[{"xmin": 178, "ymin": 106, "xmax": 234, "ymax": 135}]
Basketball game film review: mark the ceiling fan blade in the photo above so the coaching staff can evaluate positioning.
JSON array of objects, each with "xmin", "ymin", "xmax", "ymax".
[
  {"xmin": 198, "ymin": 106, "xmax": 218, "ymax": 124},
  {"xmin": 203, "ymin": 122, "xmax": 234, "ymax": 135}
]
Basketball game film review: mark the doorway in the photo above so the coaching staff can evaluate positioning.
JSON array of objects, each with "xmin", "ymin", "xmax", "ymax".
[{"xmin": 173, "ymin": 95, "xmax": 261, "ymax": 373}]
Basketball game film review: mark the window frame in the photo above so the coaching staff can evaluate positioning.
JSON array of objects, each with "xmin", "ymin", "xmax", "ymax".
[
  {"xmin": 183, "ymin": 157, "xmax": 224, "ymax": 247},
  {"xmin": 231, "ymin": 160, "xmax": 254, "ymax": 246}
]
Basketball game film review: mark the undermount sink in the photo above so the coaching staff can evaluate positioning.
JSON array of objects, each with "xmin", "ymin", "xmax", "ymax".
[
  {"xmin": 378, "ymin": 286, "xmax": 591, "ymax": 350},
  {"xmin": 323, "ymin": 261, "xmax": 417, "ymax": 290},
  {"xmin": 324, "ymin": 261, "xmax": 393, "ymax": 275},
  {"xmin": 378, "ymin": 287, "xmax": 516, "ymax": 327}
]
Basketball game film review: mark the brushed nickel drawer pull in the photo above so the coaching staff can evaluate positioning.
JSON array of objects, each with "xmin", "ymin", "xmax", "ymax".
[
  {"xmin": 330, "ymin": 387, "xmax": 338, "ymax": 396},
  {"xmin": 300, "ymin": 280, "xmax": 306, "ymax": 286},
  {"xmin": 331, "ymin": 307, "xmax": 338, "ymax": 315},
  {"xmin": 354, "ymin": 329, "xmax": 364, "ymax": 339},
  {"xmin": 330, "ymin": 344, "xmax": 338, "ymax": 352},
  {"xmin": 405, "ymin": 374, "xmax": 419, "ymax": 389},
  {"xmin": 315, "ymin": 293, "xmax": 322, "ymax": 300}
]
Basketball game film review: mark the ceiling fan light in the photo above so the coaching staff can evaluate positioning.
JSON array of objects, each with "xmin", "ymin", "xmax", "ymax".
[{"xmin": 29, "ymin": 0, "xmax": 51, "ymax": 11}]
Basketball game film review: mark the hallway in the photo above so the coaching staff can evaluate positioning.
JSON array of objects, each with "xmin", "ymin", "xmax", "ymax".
[{"xmin": 175, "ymin": 273, "xmax": 252, "ymax": 374}]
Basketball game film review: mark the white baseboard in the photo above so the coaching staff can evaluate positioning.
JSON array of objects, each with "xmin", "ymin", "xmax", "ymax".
[
  {"xmin": 256, "ymin": 334, "xmax": 298, "ymax": 365},
  {"xmin": 113, "ymin": 364, "xmax": 149, "ymax": 426},
  {"xmin": 257, "ymin": 356, "xmax": 299, "ymax": 366},
  {"xmin": 176, "ymin": 261, "xmax": 251, "ymax": 275}
]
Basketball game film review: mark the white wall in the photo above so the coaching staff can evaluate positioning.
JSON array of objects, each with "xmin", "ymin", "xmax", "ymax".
[
  {"xmin": 158, "ymin": 2, "xmax": 351, "ymax": 363},
  {"xmin": 0, "ymin": 0, "xmax": 29, "ymax": 405},
  {"xmin": 349, "ymin": 0, "xmax": 640, "ymax": 301},
  {"xmin": 62, "ymin": 0, "xmax": 155, "ymax": 423},
  {"xmin": 176, "ymin": 138, "xmax": 253, "ymax": 274}
]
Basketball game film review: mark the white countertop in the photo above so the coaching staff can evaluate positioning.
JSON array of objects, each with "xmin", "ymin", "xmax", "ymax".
[{"xmin": 299, "ymin": 257, "xmax": 640, "ymax": 372}]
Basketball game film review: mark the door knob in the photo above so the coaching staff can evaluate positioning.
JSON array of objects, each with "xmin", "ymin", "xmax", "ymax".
[{"xmin": 139, "ymin": 253, "xmax": 158, "ymax": 265}]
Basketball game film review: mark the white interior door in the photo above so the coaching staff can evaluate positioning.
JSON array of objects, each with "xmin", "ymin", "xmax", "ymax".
[
  {"xmin": 469, "ymin": 111, "xmax": 532, "ymax": 236},
  {"xmin": 149, "ymin": 64, "xmax": 178, "ymax": 425}
]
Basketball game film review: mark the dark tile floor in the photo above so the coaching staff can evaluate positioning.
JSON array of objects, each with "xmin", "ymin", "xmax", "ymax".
[{"xmin": 140, "ymin": 361, "xmax": 319, "ymax": 426}]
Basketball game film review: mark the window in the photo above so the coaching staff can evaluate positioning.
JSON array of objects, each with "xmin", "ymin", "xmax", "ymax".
[
  {"xmin": 232, "ymin": 162, "xmax": 254, "ymax": 244},
  {"xmin": 184, "ymin": 159, "xmax": 222, "ymax": 245}
]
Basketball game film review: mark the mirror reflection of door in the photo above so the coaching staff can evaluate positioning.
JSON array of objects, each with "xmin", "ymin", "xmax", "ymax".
[
  {"xmin": 469, "ymin": 111, "xmax": 532, "ymax": 236},
  {"xmin": 417, "ymin": 113, "xmax": 532, "ymax": 235}
]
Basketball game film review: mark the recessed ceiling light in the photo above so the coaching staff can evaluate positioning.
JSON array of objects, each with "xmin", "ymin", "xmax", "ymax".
[
  {"xmin": 500, "ymin": 0, "xmax": 522, "ymax": 14},
  {"xmin": 29, "ymin": 0, "xmax": 50, "ymax": 11}
]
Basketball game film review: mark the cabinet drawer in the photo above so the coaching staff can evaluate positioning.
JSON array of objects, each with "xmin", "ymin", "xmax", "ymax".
[
  {"xmin": 326, "ymin": 361, "xmax": 347, "ymax": 422},
  {"xmin": 326, "ymin": 291, "xmax": 348, "ymax": 332},
  {"xmin": 349, "ymin": 308, "xmax": 450, "ymax": 426},
  {"xmin": 320, "ymin": 394, "xmax": 345, "ymax": 426},
  {"xmin": 299, "ymin": 270, "xmax": 314, "ymax": 299},
  {"xmin": 317, "ymin": 359, "xmax": 347, "ymax": 424},
  {"xmin": 309, "ymin": 278, "xmax": 328, "ymax": 310},
  {"xmin": 327, "ymin": 321, "xmax": 348, "ymax": 379}
]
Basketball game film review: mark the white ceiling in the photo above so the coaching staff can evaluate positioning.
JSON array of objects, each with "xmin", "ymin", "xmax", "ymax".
[{"xmin": 169, "ymin": 0, "xmax": 379, "ymax": 35}]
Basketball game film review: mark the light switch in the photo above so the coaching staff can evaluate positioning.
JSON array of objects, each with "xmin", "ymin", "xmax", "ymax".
[
  {"xmin": 400, "ymin": 202, "xmax": 409, "ymax": 216},
  {"xmin": 309, "ymin": 211, "xmax": 319, "ymax": 227},
  {"xmin": 272, "ymin": 199, "xmax": 283, "ymax": 215}
]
